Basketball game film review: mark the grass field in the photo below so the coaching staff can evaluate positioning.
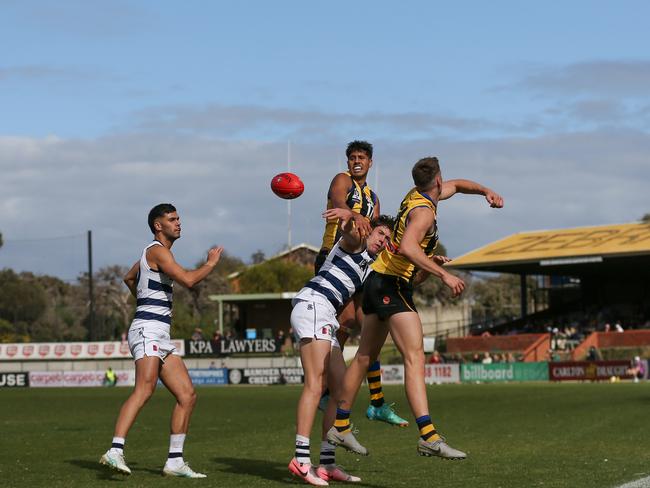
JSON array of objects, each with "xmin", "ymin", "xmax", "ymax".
[{"xmin": 1, "ymin": 383, "xmax": 649, "ymax": 488}]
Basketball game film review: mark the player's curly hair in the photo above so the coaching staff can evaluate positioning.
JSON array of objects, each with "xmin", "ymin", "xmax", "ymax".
[
  {"xmin": 148, "ymin": 203, "xmax": 177, "ymax": 234},
  {"xmin": 371, "ymin": 214, "xmax": 396, "ymax": 231},
  {"xmin": 346, "ymin": 140, "xmax": 373, "ymax": 159}
]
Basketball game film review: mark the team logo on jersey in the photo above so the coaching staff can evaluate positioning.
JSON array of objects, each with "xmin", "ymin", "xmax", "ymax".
[
  {"xmin": 307, "ymin": 304, "xmax": 313, "ymax": 310},
  {"xmin": 383, "ymin": 296, "xmax": 391, "ymax": 305}
]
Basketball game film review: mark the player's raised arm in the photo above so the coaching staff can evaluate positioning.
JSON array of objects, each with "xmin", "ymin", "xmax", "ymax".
[
  {"xmin": 328, "ymin": 173, "xmax": 372, "ymax": 238},
  {"xmin": 323, "ymin": 207, "xmax": 363, "ymax": 251},
  {"xmin": 440, "ymin": 179, "xmax": 504, "ymax": 208},
  {"xmin": 123, "ymin": 261, "xmax": 139, "ymax": 298},
  {"xmin": 398, "ymin": 208, "xmax": 465, "ymax": 297},
  {"xmin": 148, "ymin": 245, "xmax": 223, "ymax": 289}
]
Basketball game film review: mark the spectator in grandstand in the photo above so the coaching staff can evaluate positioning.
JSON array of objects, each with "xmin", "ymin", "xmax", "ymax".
[
  {"xmin": 604, "ymin": 323, "xmax": 611, "ymax": 333},
  {"xmin": 615, "ymin": 322, "xmax": 624, "ymax": 332},
  {"xmin": 481, "ymin": 352, "xmax": 493, "ymax": 364},
  {"xmin": 191, "ymin": 327, "xmax": 204, "ymax": 341},
  {"xmin": 505, "ymin": 352, "xmax": 516, "ymax": 363},
  {"xmin": 472, "ymin": 353, "xmax": 482, "ymax": 363},
  {"xmin": 276, "ymin": 329, "xmax": 287, "ymax": 346},
  {"xmin": 628, "ymin": 356, "xmax": 645, "ymax": 383},
  {"xmin": 212, "ymin": 330, "xmax": 222, "ymax": 342},
  {"xmin": 428, "ymin": 351, "xmax": 443, "ymax": 364},
  {"xmin": 104, "ymin": 367, "xmax": 117, "ymax": 387},
  {"xmin": 586, "ymin": 345, "xmax": 601, "ymax": 361},
  {"xmin": 452, "ymin": 353, "xmax": 465, "ymax": 363}
]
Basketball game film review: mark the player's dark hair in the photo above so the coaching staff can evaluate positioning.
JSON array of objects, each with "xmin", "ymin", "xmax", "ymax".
[
  {"xmin": 371, "ymin": 214, "xmax": 396, "ymax": 231},
  {"xmin": 412, "ymin": 157, "xmax": 441, "ymax": 189},
  {"xmin": 148, "ymin": 203, "xmax": 177, "ymax": 234},
  {"xmin": 346, "ymin": 140, "xmax": 373, "ymax": 159}
]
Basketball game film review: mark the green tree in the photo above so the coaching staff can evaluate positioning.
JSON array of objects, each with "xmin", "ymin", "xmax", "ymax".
[
  {"xmin": 412, "ymin": 242, "xmax": 471, "ymax": 306},
  {"xmin": 171, "ymin": 250, "xmax": 244, "ymax": 338},
  {"xmin": 0, "ymin": 231, "xmax": 3, "ymax": 249},
  {"xmin": 239, "ymin": 259, "xmax": 312, "ymax": 294},
  {"xmin": 0, "ymin": 270, "xmax": 48, "ymax": 326},
  {"xmin": 30, "ymin": 274, "xmax": 87, "ymax": 341},
  {"xmin": 469, "ymin": 274, "xmax": 539, "ymax": 325},
  {"xmin": 642, "ymin": 213, "xmax": 650, "ymax": 222}
]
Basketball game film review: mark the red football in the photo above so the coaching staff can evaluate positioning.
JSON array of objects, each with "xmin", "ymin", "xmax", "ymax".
[{"xmin": 271, "ymin": 172, "xmax": 304, "ymax": 199}]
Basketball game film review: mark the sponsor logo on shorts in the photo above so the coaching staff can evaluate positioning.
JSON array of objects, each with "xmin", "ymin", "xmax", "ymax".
[
  {"xmin": 383, "ymin": 296, "xmax": 391, "ymax": 305},
  {"xmin": 153, "ymin": 344, "xmax": 158, "ymax": 351}
]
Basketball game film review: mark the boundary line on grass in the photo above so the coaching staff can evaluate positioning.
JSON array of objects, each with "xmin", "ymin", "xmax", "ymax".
[{"xmin": 616, "ymin": 476, "xmax": 650, "ymax": 488}]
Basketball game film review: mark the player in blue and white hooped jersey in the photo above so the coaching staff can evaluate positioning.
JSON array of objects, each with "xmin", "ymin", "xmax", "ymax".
[
  {"xmin": 288, "ymin": 208, "xmax": 394, "ymax": 485},
  {"xmin": 100, "ymin": 203, "xmax": 223, "ymax": 479}
]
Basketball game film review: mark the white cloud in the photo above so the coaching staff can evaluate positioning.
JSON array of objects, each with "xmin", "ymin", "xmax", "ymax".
[{"xmin": 1, "ymin": 128, "xmax": 648, "ymax": 280}]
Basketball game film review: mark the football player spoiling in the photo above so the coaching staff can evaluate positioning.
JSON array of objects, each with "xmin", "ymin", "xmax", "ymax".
[
  {"xmin": 328, "ymin": 157, "xmax": 503, "ymax": 459},
  {"xmin": 100, "ymin": 203, "xmax": 223, "ymax": 478},
  {"xmin": 289, "ymin": 209, "xmax": 394, "ymax": 485},
  {"xmin": 317, "ymin": 140, "xmax": 408, "ymax": 427}
]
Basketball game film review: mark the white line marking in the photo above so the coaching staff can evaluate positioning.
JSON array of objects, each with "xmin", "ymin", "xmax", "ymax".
[{"xmin": 616, "ymin": 476, "xmax": 650, "ymax": 488}]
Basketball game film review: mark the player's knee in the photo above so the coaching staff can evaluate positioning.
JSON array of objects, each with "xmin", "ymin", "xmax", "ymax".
[
  {"xmin": 177, "ymin": 388, "xmax": 196, "ymax": 408},
  {"xmin": 402, "ymin": 347, "xmax": 425, "ymax": 367},
  {"xmin": 354, "ymin": 352, "xmax": 372, "ymax": 371},
  {"xmin": 304, "ymin": 374, "xmax": 326, "ymax": 396}
]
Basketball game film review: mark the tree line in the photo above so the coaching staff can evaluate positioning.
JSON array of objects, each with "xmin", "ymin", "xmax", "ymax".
[{"xmin": 7, "ymin": 211, "xmax": 648, "ymax": 343}]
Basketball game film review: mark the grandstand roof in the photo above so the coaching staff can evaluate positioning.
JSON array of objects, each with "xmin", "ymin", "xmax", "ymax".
[{"xmin": 447, "ymin": 221, "xmax": 650, "ymax": 275}]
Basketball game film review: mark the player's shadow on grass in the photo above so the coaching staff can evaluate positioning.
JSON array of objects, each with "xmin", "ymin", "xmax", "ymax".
[
  {"xmin": 67, "ymin": 459, "xmax": 161, "ymax": 481},
  {"xmin": 67, "ymin": 459, "xmax": 132, "ymax": 481},
  {"xmin": 213, "ymin": 456, "xmax": 388, "ymax": 487}
]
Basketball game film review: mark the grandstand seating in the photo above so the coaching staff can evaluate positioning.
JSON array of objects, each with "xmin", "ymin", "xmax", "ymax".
[{"xmin": 446, "ymin": 333, "xmax": 550, "ymax": 362}]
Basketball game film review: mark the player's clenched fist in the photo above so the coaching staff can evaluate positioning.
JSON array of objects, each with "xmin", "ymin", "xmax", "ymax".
[{"xmin": 442, "ymin": 272, "xmax": 465, "ymax": 297}]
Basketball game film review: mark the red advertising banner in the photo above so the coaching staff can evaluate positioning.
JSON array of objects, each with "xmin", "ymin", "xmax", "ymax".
[
  {"xmin": 0, "ymin": 340, "xmax": 185, "ymax": 361},
  {"xmin": 549, "ymin": 361, "xmax": 633, "ymax": 381}
]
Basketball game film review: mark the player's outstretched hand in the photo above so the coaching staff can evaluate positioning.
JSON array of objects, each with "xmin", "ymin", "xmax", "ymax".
[
  {"xmin": 442, "ymin": 272, "xmax": 465, "ymax": 297},
  {"xmin": 433, "ymin": 255, "xmax": 452, "ymax": 265},
  {"xmin": 206, "ymin": 246, "xmax": 224, "ymax": 268},
  {"xmin": 485, "ymin": 189, "xmax": 504, "ymax": 208},
  {"xmin": 323, "ymin": 207, "xmax": 354, "ymax": 223}
]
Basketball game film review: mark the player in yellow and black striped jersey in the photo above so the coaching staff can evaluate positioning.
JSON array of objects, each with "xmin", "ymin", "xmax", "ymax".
[
  {"xmin": 314, "ymin": 140, "xmax": 409, "ymax": 427},
  {"xmin": 331, "ymin": 156, "xmax": 504, "ymax": 460}
]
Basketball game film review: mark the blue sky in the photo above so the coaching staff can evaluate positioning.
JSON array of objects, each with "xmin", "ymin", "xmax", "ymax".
[{"xmin": 1, "ymin": 1, "xmax": 649, "ymax": 279}]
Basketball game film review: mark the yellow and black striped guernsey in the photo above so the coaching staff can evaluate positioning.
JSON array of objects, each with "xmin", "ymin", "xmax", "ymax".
[
  {"xmin": 372, "ymin": 188, "xmax": 438, "ymax": 280},
  {"xmin": 320, "ymin": 172, "xmax": 377, "ymax": 250}
]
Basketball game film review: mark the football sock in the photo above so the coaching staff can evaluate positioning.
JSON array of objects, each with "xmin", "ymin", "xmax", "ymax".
[
  {"xmin": 367, "ymin": 360, "xmax": 385, "ymax": 407},
  {"xmin": 320, "ymin": 440, "xmax": 335, "ymax": 467},
  {"xmin": 416, "ymin": 415, "xmax": 440, "ymax": 442},
  {"xmin": 166, "ymin": 433, "xmax": 186, "ymax": 468},
  {"xmin": 295, "ymin": 435, "xmax": 311, "ymax": 465},
  {"xmin": 334, "ymin": 408, "xmax": 351, "ymax": 434},
  {"xmin": 111, "ymin": 436, "xmax": 125, "ymax": 454}
]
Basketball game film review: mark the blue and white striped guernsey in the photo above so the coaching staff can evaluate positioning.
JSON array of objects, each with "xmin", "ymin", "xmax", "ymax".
[
  {"xmin": 294, "ymin": 239, "xmax": 374, "ymax": 312},
  {"xmin": 130, "ymin": 241, "xmax": 173, "ymax": 329}
]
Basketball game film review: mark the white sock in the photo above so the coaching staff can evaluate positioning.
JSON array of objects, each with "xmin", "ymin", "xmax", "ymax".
[
  {"xmin": 166, "ymin": 433, "xmax": 186, "ymax": 468},
  {"xmin": 295, "ymin": 435, "xmax": 310, "ymax": 465},
  {"xmin": 111, "ymin": 436, "xmax": 125, "ymax": 454}
]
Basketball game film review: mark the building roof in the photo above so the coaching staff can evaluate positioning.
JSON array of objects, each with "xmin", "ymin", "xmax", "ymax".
[
  {"xmin": 447, "ymin": 221, "xmax": 650, "ymax": 275},
  {"xmin": 227, "ymin": 243, "xmax": 319, "ymax": 280}
]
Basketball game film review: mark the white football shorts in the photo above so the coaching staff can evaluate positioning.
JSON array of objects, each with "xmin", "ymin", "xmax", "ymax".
[
  {"xmin": 290, "ymin": 299, "xmax": 340, "ymax": 348},
  {"xmin": 128, "ymin": 325, "xmax": 179, "ymax": 362}
]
